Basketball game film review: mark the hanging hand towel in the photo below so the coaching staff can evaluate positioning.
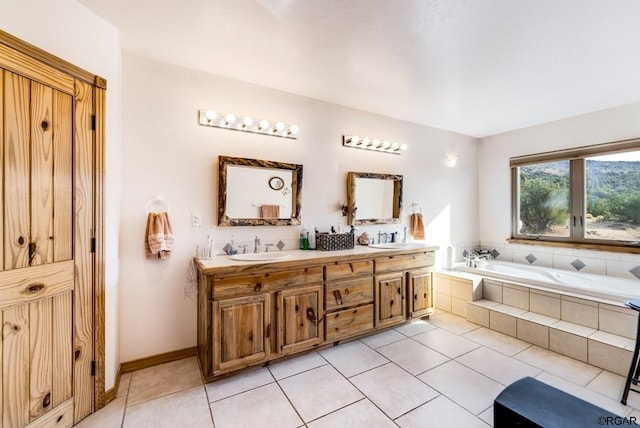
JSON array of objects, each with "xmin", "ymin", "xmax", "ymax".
[
  {"xmin": 145, "ymin": 212, "xmax": 174, "ymax": 260},
  {"xmin": 410, "ymin": 213, "xmax": 425, "ymax": 240},
  {"xmin": 261, "ymin": 205, "xmax": 280, "ymax": 219}
]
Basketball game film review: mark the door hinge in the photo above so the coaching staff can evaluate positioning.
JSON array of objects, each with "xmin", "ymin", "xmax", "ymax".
[
  {"xmin": 91, "ymin": 360, "xmax": 96, "ymax": 376},
  {"xmin": 90, "ymin": 237, "xmax": 96, "ymax": 253},
  {"xmin": 91, "ymin": 115, "xmax": 97, "ymax": 131}
]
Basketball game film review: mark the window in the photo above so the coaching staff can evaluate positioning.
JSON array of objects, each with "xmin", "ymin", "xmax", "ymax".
[{"xmin": 512, "ymin": 139, "xmax": 640, "ymax": 249}]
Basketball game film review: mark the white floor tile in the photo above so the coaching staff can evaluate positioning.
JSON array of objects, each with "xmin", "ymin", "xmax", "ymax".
[
  {"xmin": 124, "ymin": 386, "xmax": 213, "ymax": 428},
  {"xmin": 479, "ymin": 406, "xmax": 493, "ymax": 426},
  {"xmin": 514, "ymin": 346, "xmax": 601, "ymax": 386},
  {"xmin": 350, "ymin": 363, "xmax": 439, "ymax": 419},
  {"xmin": 463, "ymin": 327, "xmax": 531, "ymax": 356},
  {"xmin": 360, "ymin": 329, "xmax": 406, "ymax": 349},
  {"xmin": 585, "ymin": 370, "xmax": 636, "ymax": 408},
  {"xmin": 428, "ymin": 312, "xmax": 482, "ymax": 335},
  {"xmin": 377, "ymin": 338, "xmax": 449, "ymax": 375},
  {"xmin": 419, "ymin": 360, "xmax": 504, "ymax": 415},
  {"xmin": 456, "ymin": 347, "xmax": 541, "ymax": 386},
  {"xmin": 205, "ymin": 367, "xmax": 274, "ymax": 402},
  {"xmin": 413, "ymin": 328, "xmax": 480, "ymax": 358},
  {"xmin": 268, "ymin": 351, "xmax": 327, "ymax": 380},
  {"xmin": 394, "ymin": 319, "xmax": 438, "ymax": 336},
  {"xmin": 396, "ymin": 395, "xmax": 489, "ymax": 428},
  {"xmin": 75, "ymin": 397, "xmax": 126, "ymax": 428},
  {"xmin": 279, "ymin": 365, "xmax": 363, "ymax": 422},
  {"xmin": 320, "ymin": 340, "xmax": 389, "ymax": 378},
  {"xmin": 307, "ymin": 399, "xmax": 396, "ymax": 428},
  {"xmin": 127, "ymin": 357, "xmax": 203, "ymax": 406},
  {"xmin": 210, "ymin": 383, "xmax": 302, "ymax": 428}
]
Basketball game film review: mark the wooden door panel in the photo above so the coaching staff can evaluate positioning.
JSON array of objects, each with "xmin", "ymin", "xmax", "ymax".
[
  {"xmin": 0, "ymin": 69, "xmax": 4, "ymax": 272},
  {"xmin": 0, "ymin": 260, "xmax": 74, "ymax": 311},
  {"xmin": 375, "ymin": 273, "xmax": 405, "ymax": 328},
  {"xmin": 52, "ymin": 91, "xmax": 72, "ymax": 262},
  {"xmin": 30, "ymin": 81, "xmax": 54, "ymax": 267},
  {"xmin": 52, "ymin": 292, "xmax": 72, "ymax": 407},
  {"xmin": 409, "ymin": 270, "xmax": 433, "ymax": 317},
  {"xmin": 4, "ymin": 71, "xmax": 30, "ymax": 270},
  {"xmin": 3, "ymin": 304, "xmax": 30, "ymax": 427},
  {"xmin": 29, "ymin": 298, "xmax": 53, "ymax": 421},
  {"xmin": 278, "ymin": 284, "xmax": 323, "ymax": 354}
]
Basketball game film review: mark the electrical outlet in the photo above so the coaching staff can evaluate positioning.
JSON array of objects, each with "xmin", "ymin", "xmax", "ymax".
[{"xmin": 192, "ymin": 213, "xmax": 201, "ymax": 227}]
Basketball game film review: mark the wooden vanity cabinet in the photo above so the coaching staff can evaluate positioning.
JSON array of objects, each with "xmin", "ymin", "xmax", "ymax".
[{"xmin": 197, "ymin": 248, "xmax": 435, "ymax": 381}]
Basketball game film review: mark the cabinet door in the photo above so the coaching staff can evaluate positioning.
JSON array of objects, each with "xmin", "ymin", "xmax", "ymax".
[
  {"xmin": 408, "ymin": 269, "xmax": 433, "ymax": 318},
  {"xmin": 277, "ymin": 284, "xmax": 324, "ymax": 355},
  {"xmin": 212, "ymin": 294, "xmax": 271, "ymax": 375},
  {"xmin": 375, "ymin": 272, "xmax": 405, "ymax": 328}
]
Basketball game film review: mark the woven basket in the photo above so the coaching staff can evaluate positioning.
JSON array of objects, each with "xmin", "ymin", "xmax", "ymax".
[{"xmin": 315, "ymin": 232, "xmax": 355, "ymax": 251}]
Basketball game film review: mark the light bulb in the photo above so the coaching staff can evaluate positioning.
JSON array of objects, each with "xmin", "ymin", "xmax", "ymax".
[
  {"xmin": 258, "ymin": 120, "xmax": 270, "ymax": 131},
  {"xmin": 274, "ymin": 122, "xmax": 285, "ymax": 132},
  {"xmin": 382, "ymin": 140, "xmax": 391, "ymax": 149},
  {"xmin": 224, "ymin": 113, "xmax": 236, "ymax": 125},
  {"xmin": 400, "ymin": 143, "xmax": 408, "ymax": 151},
  {"xmin": 391, "ymin": 142, "xmax": 400, "ymax": 150},
  {"xmin": 205, "ymin": 109, "xmax": 217, "ymax": 121},
  {"xmin": 372, "ymin": 139, "xmax": 381, "ymax": 148},
  {"xmin": 362, "ymin": 137, "xmax": 371, "ymax": 146},
  {"xmin": 350, "ymin": 136, "xmax": 360, "ymax": 145},
  {"xmin": 242, "ymin": 116, "xmax": 253, "ymax": 128},
  {"xmin": 288, "ymin": 124, "xmax": 299, "ymax": 135}
]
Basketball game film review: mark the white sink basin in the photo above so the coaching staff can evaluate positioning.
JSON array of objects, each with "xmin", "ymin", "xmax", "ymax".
[
  {"xmin": 368, "ymin": 243, "xmax": 415, "ymax": 249},
  {"xmin": 229, "ymin": 252, "xmax": 291, "ymax": 262}
]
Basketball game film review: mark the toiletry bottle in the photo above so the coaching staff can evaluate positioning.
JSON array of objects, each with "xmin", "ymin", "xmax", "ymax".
[
  {"xmin": 230, "ymin": 235, "xmax": 237, "ymax": 255},
  {"xmin": 207, "ymin": 227, "xmax": 215, "ymax": 259},
  {"xmin": 299, "ymin": 232, "xmax": 305, "ymax": 250},
  {"xmin": 308, "ymin": 223, "xmax": 316, "ymax": 249}
]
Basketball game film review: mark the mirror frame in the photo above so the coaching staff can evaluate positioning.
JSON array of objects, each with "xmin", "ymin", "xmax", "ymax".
[
  {"xmin": 347, "ymin": 171, "xmax": 403, "ymax": 225},
  {"xmin": 218, "ymin": 155, "xmax": 303, "ymax": 226}
]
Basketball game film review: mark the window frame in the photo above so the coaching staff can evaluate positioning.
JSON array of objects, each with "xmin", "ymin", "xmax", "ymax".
[{"xmin": 510, "ymin": 138, "xmax": 640, "ymax": 253}]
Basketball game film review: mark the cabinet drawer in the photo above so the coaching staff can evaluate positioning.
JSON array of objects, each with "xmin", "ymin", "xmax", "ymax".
[
  {"xmin": 375, "ymin": 252, "xmax": 434, "ymax": 274},
  {"xmin": 326, "ymin": 277, "xmax": 373, "ymax": 311},
  {"xmin": 213, "ymin": 266, "xmax": 323, "ymax": 299},
  {"xmin": 325, "ymin": 260, "xmax": 373, "ymax": 281},
  {"xmin": 326, "ymin": 304, "xmax": 374, "ymax": 342}
]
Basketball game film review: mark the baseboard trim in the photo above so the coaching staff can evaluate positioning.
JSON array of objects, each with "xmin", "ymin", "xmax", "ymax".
[{"xmin": 121, "ymin": 347, "xmax": 197, "ymax": 374}]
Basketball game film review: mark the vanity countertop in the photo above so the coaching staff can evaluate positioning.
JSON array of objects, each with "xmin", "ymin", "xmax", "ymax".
[{"xmin": 196, "ymin": 244, "xmax": 439, "ymax": 275}]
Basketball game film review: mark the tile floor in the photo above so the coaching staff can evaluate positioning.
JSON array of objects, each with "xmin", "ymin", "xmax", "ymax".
[{"xmin": 76, "ymin": 312, "xmax": 640, "ymax": 427}]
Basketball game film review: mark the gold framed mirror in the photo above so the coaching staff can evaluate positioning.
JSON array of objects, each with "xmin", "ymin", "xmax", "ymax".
[
  {"xmin": 347, "ymin": 171, "xmax": 403, "ymax": 225},
  {"xmin": 218, "ymin": 156, "xmax": 303, "ymax": 226}
]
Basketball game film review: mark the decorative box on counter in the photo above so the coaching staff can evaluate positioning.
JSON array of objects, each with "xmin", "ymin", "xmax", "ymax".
[{"xmin": 315, "ymin": 232, "xmax": 355, "ymax": 251}]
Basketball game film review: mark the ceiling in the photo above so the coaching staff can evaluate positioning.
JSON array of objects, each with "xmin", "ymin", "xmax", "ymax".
[{"xmin": 78, "ymin": 0, "xmax": 640, "ymax": 138}]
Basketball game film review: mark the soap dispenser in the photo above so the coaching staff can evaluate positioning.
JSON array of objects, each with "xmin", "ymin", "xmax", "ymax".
[{"xmin": 308, "ymin": 223, "xmax": 316, "ymax": 250}]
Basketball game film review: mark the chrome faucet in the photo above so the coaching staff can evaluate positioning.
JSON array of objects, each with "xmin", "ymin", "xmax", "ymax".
[
  {"xmin": 264, "ymin": 243, "xmax": 274, "ymax": 252},
  {"xmin": 239, "ymin": 244, "xmax": 248, "ymax": 254},
  {"xmin": 254, "ymin": 236, "xmax": 261, "ymax": 253},
  {"xmin": 402, "ymin": 227, "xmax": 407, "ymax": 243}
]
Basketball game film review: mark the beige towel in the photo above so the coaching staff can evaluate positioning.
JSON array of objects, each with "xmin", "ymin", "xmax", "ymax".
[
  {"xmin": 261, "ymin": 205, "xmax": 280, "ymax": 219},
  {"xmin": 410, "ymin": 213, "xmax": 425, "ymax": 240},
  {"xmin": 145, "ymin": 212, "xmax": 174, "ymax": 259}
]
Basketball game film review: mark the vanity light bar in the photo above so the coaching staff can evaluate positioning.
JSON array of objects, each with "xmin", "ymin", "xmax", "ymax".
[
  {"xmin": 198, "ymin": 109, "xmax": 299, "ymax": 140},
  {"xmin": 342, "ymin": 135, "xmax": 407, "ymax": 155}
]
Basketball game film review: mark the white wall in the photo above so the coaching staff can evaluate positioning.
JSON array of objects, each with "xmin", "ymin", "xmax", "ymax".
[
  {"xmin": 119, "ymin": 54, "xmax": 479, "ymax": 361},
  {"xmin": 0, "ymin": 0, "xmax": 122, "ymax": 389},
  {"xmin": 478, "ymin": 103, "xmax": 640, "ymax": 277}
]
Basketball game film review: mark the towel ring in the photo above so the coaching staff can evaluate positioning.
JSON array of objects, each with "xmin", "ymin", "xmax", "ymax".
[
  {"xmin": 146, "ymin": 196, "xmax": 170, "ymax": 213},
  {"xmin": 410, "ymin": 202, "xmax": 422, "ymax": 214}
]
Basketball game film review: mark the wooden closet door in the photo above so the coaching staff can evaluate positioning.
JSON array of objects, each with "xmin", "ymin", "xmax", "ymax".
[{"xmin": 1, "ymin": 69, "xmax": 76, "ymax": 427}]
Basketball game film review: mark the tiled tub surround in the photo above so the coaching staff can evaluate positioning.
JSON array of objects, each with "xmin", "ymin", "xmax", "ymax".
[{"xmin": 451, "ymin": 270, "xmax": 640, "ymax": 377}]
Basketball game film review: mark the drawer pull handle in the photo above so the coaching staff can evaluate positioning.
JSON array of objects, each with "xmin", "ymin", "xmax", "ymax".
[{"xmin": 26, "ymin": 283, "xmax": 45, "ymax": 294}]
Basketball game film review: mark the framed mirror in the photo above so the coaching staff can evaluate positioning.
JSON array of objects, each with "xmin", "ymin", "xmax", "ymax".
[
  {"xmin": 218, "ymin": 156, "xmax": 303, "ymax": 226},
  {"xmin": 347, "ymin": 171, "xmax": 402, "ymax": 225}
]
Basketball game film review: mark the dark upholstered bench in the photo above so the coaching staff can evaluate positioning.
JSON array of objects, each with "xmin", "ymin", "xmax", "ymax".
[{"xmin": 495, "ymin": 377, "xmax": 621, "ymax": 427}]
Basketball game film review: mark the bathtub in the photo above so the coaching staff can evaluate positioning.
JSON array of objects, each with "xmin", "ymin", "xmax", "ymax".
[{"xmin": 456, "ymin": 260, "xmax": 640, "ymax": 304}]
